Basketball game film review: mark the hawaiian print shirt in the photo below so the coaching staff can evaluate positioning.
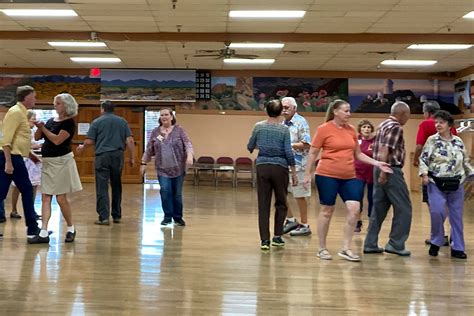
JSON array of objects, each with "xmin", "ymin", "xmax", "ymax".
[
  {"xmin": 419, "ymin": 133, "xmax": 474, "ymax": 183},
  {"xmin": 283, "ymin": 112, "xmax": 311, "ymax": 172}
]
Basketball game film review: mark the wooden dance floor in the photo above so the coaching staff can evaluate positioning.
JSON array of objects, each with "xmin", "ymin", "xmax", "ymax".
[{"xmin": 0, "ymin": 183, "xmax": 473, "ymax": 315}]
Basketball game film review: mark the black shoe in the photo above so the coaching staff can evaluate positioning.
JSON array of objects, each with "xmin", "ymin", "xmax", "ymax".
[
  {"xmin": 364, "ymin": 247, "xmax": 384, "ymax": 254},
  {"xmin": 0, "ymin": 216, "xmax": 6, "ymax": 223},
  {"xmin": 65, "ymin": 231, "xmax": 76, "ymax": 243},
  {"xmin": 174, "ymin": 218, "xmax": 186, "ymax": 226},
  {"xmin": 161, "ymin": 218, "xmax": 172, "ymax": 226},
  {"xmin": 451, "ymin": 249, "xmax": 467, "ymax": 259},
  {"xmin": 271, "ymin": 236, "xmax": 285, "ymax": 247},
  {"xmin": 354, "ymin": 220, "xmax": 362, "ymax": 233},
  {"xmin": 113, "ymin": 218, "xmax": 121, "ymax": 224},
  {"xmin": 443, "ymin": 236, "xmax": 449, "ymax": 247},
  {"xmin": 429, "ymin": 244, "xmax": 440, "ymax": 257},
  {"xmin": 94, "ymin": 219, "xmax": 110, "ymax": 225},
  {"xmin": 27, "ymin": 234, "xmax": 50, "ymax": 244},
  {"xmin": 424, "ymin": 238, "xmax": 431, "ymax": 245},
  {"xmin": 261, "ymin": 240, "xmax": 270, "ymax": 251},
  {"xmin": 10, "ymin": 211, "xmax": 22, "ymax": 219}
]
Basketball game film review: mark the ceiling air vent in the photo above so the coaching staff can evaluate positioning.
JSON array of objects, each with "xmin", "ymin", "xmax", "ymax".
[
  {"xmin": 28, "ymin": 27, "xmax": 52, "ymax": 31},
  {"xmin": 29, "ymin": 48, "xmax": 56, "ymax": 52},
  {"xmin": 59, "ymin": 50, "xmax": 113, "ymax": 55},
  {"xmin": 0, "ymin": 1, "xmax": 65, "ymax": 3}
]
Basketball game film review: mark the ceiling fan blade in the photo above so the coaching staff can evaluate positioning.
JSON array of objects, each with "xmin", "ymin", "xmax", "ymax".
[
  {"xmin": 193, "ymin": 54, "xmax": 222, "ymax": 57},
  {"xmin": 232, "ymin": 54, "xmax": 259, "ymax": 59},
  {"xmin": 196, "ymin": 50, "xmax": 220, "ymax": 54}
]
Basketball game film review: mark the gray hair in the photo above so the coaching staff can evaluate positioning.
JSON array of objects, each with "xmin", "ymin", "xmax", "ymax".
[
  {"xmin": 390, "ymin": 101, "xmax": 410, "ymax": 115},
  {"xmin": 422, "ymin": 100, "xmax": 440, "ymax": 115},
  {"xmin": 55, "ymin": 93, "xmax": 78, "ymax": 117},
  {"xmin": 281, "ymin": 97, "xmax": 297, "ymax": 109}
]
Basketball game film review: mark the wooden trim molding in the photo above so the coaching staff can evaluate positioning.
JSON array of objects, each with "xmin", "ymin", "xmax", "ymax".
[
  {"xmin": 1, "ymin": 31, "xmax": 474, "ymax": 44},
  {"xmin": 0, "ymin": 68, "xmax": 455, "ymax": 80}
]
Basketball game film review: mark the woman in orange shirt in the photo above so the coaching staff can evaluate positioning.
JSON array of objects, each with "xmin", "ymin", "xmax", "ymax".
[{"xmin": 304, "ymin": 100, "xmax": 391, "ymax": 262}]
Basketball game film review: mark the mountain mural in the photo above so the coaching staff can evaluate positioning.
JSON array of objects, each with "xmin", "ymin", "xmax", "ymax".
[{"xmin": 101, "ymin": 79, "xmax": 195, "ymax": 88}]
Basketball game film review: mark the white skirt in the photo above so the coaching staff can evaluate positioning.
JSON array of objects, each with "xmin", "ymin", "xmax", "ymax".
[{"xmin": 41, "ymin": 152, "xmax": 82, "ymax": 195}]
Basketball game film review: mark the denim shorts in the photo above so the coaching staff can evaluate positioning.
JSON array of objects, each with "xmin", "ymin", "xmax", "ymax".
[{"xmin": 315, "ymin": 174, "xmax": 364, "ymax": 206}]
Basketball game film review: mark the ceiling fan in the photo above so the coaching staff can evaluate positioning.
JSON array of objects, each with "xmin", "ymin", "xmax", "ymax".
[{"xmin": 193, "ymin": 41, "xmax": 259, "ymax": 60}]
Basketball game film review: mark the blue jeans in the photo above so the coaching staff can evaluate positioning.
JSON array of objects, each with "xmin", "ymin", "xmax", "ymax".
[
  {"xmin": 0, "ymin": 152, "xmax": 39, "ymax": 235},
  {"xmin": 158, "ymin": 173, "xmax": 185, "ymax": 220},
  {"xmin": 0, "ymin": 200, "xmax": 5, "ymax": 218}
]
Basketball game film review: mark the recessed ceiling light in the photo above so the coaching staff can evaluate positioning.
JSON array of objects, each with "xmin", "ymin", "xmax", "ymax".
[
  {"xmin": 408, "ymin": 44, "xmax": 472, "ymax": 50},
  {"xmin": 223, "ymin": 59, "xmax": 275, "ymax": 64},
  {"xmin": 229, "ymin": 43, "xmax": 285, "ymax": 49},
  {"xmin": 0, "ymin": 9, "xmax": 78, "ymax": 17},
  {"xmin": 49, "ymin": 42, "xmax": 107, "ymax": 47},
  {"xmin": 463, "ymin": 11, "xmax": 474, "ymax": 19},
  {"xmin": 381, "ymin": 60, "xmax": 437, "ymax": 66},
  {"xmin": 229, "ymin": 10, "xmax": 306, "ymax": 18},
  {"xmin": 70, "ymin": 57, "xmax": 121, "ymax": 63}
]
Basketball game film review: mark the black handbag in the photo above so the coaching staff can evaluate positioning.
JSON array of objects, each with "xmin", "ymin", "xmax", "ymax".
[{"xmin": 429, "ymin": 173, "xmax": 461, "ymax": 192}]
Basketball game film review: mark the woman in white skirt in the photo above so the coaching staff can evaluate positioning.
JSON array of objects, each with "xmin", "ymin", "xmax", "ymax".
[{"xmin": 29, "ymin": 93, "xmax": 82, "ymax": 244}]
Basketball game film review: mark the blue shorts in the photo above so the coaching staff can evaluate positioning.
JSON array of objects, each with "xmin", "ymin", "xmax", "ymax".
[{"xmin": 315, "ymin": 175, "xmax": 364, "ymax": 206}]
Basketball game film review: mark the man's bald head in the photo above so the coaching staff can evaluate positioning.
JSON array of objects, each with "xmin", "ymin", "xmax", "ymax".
[{"xmin": 390, "ymin": 101, "xmax": 410, "ymax": 125}]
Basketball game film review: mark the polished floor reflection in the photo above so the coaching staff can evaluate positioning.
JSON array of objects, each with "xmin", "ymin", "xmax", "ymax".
[{"xmin": 0, "ymin": 183, "xmax": 473, "ymax": 315}]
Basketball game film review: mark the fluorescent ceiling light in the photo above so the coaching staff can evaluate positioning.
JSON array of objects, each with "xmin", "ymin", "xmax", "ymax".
[
  {"xmin": 229, "ymin": 10, "xmax": 306, "ymax": 18},
  {"xmin": 408, "ymin": 44, "xmax": 472, "ymax": 50},
  {"xmin": 70, "ymin": 57, "xmax": 121, "ymax": 63},
  {"xmin": 381, "ymin": 60, "xmax": 437, "ymax": 66},
  {"xmin": 224, "ymin": 58, "xmax": 275, "ymax": 64},
  {"xmin": 463, "ymin": 11, "xmax": 474, "ymax": 19},
  {"xmin": 0, "ymin": 9, "xmax": 77, "ymax": 17},
  {"xmin": 49, "ymin": 41, "xmax": 107, "ymax": 47},
  {"xmin": 229, "ymin": 43, "xmax": 285, "ymax": 49}
]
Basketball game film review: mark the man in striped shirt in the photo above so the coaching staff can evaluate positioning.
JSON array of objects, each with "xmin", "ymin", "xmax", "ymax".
[{"xmin": 364, "ymin": 101, "xmax": 412, "ymax": 256}]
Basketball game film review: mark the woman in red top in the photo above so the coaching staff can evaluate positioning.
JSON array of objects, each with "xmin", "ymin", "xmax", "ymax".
[{"xmin": 354, "ymin": 120, "xmax": 375, "ymax": 233}]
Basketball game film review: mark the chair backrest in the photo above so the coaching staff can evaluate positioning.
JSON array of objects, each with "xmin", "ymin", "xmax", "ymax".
[
  {"xmin": 235, "ymin": 157, "xmax": 253, "ymax": 171},
  {"xmin": 235, "ymin": 157, "xmax": 252, "ymax": 165},
  {"xmin": 197, "ymin": 156, "xmax": 215, "ymax": 164},
  {"xmin": 216, "ymin": 156, "xmax": 234, "ymax": 165}
]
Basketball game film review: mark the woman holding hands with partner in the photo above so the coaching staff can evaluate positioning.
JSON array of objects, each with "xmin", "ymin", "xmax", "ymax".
[
  {"xmin": 303, "ymin": 100, "xmax": 392, "ymax": 262},
  {"xmin": 28, "ymin": 93, "xmax": 82, "ymax": 244}
]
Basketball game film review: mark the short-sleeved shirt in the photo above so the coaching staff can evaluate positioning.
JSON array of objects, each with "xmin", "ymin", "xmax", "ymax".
[
  {"xmin": 355, "ymin": 137, "xmax": 375, "ymax": 183},
  {"xmin": 0, "ymin": 102, "xmax": 31, "ymax": 157},
  {"xmin": 311, "ymin": 121, "xmax": 357, "ymax": 179},
  {"xmin": 87, "ymin": 113, "xmax": 132, "ymax": 155},
  {"xmin": 373, "ymin": 117, "xmax": 405, "ymax": 167},
  {"xmin": 41, "ymin": 118, "xmax": 75, "ymax": 158},
  {"xmin": 416, "ymin": 117, "xmax": 458, "ymax": 146},
  {"xmin": 283, "ymin": 112, "xmax": 311, "ymax": 172}
]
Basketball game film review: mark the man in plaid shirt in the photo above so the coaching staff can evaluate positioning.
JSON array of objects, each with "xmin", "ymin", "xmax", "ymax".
[{"xmin": 364, "ymin": 101, "xmax": 412, "ymax": 256}]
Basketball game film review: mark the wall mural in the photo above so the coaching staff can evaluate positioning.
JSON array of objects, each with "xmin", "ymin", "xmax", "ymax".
[
  {"xmin": 0, "ymin": 75, "xmax": 100, "ymax": 106},
  {"xmin": 101, "ymin": 69, "xmax": 196, "ymax": 102},
  {"xmin": 191, "ymin": 76, "xmax": 349, "ymax": 112},
  {"xmin": 454, "ymin": 80, "xmax": 471, "ymax": 113},
  {"xmin": 253, "ymin": 77, "xmax": 348, "ymax": 112},
  {"xmin": 349, "ymin": 78, "xmax": 459, "ymax": 114}
]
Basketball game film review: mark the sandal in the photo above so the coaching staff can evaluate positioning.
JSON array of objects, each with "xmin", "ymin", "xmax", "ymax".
[
  {"xmin": 338, "ymin": 249, "xmax": 361, "ymax": 262},
  {"xmin": 317, "ymin": 248, "xmax": 332, "ymax": 260}
]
